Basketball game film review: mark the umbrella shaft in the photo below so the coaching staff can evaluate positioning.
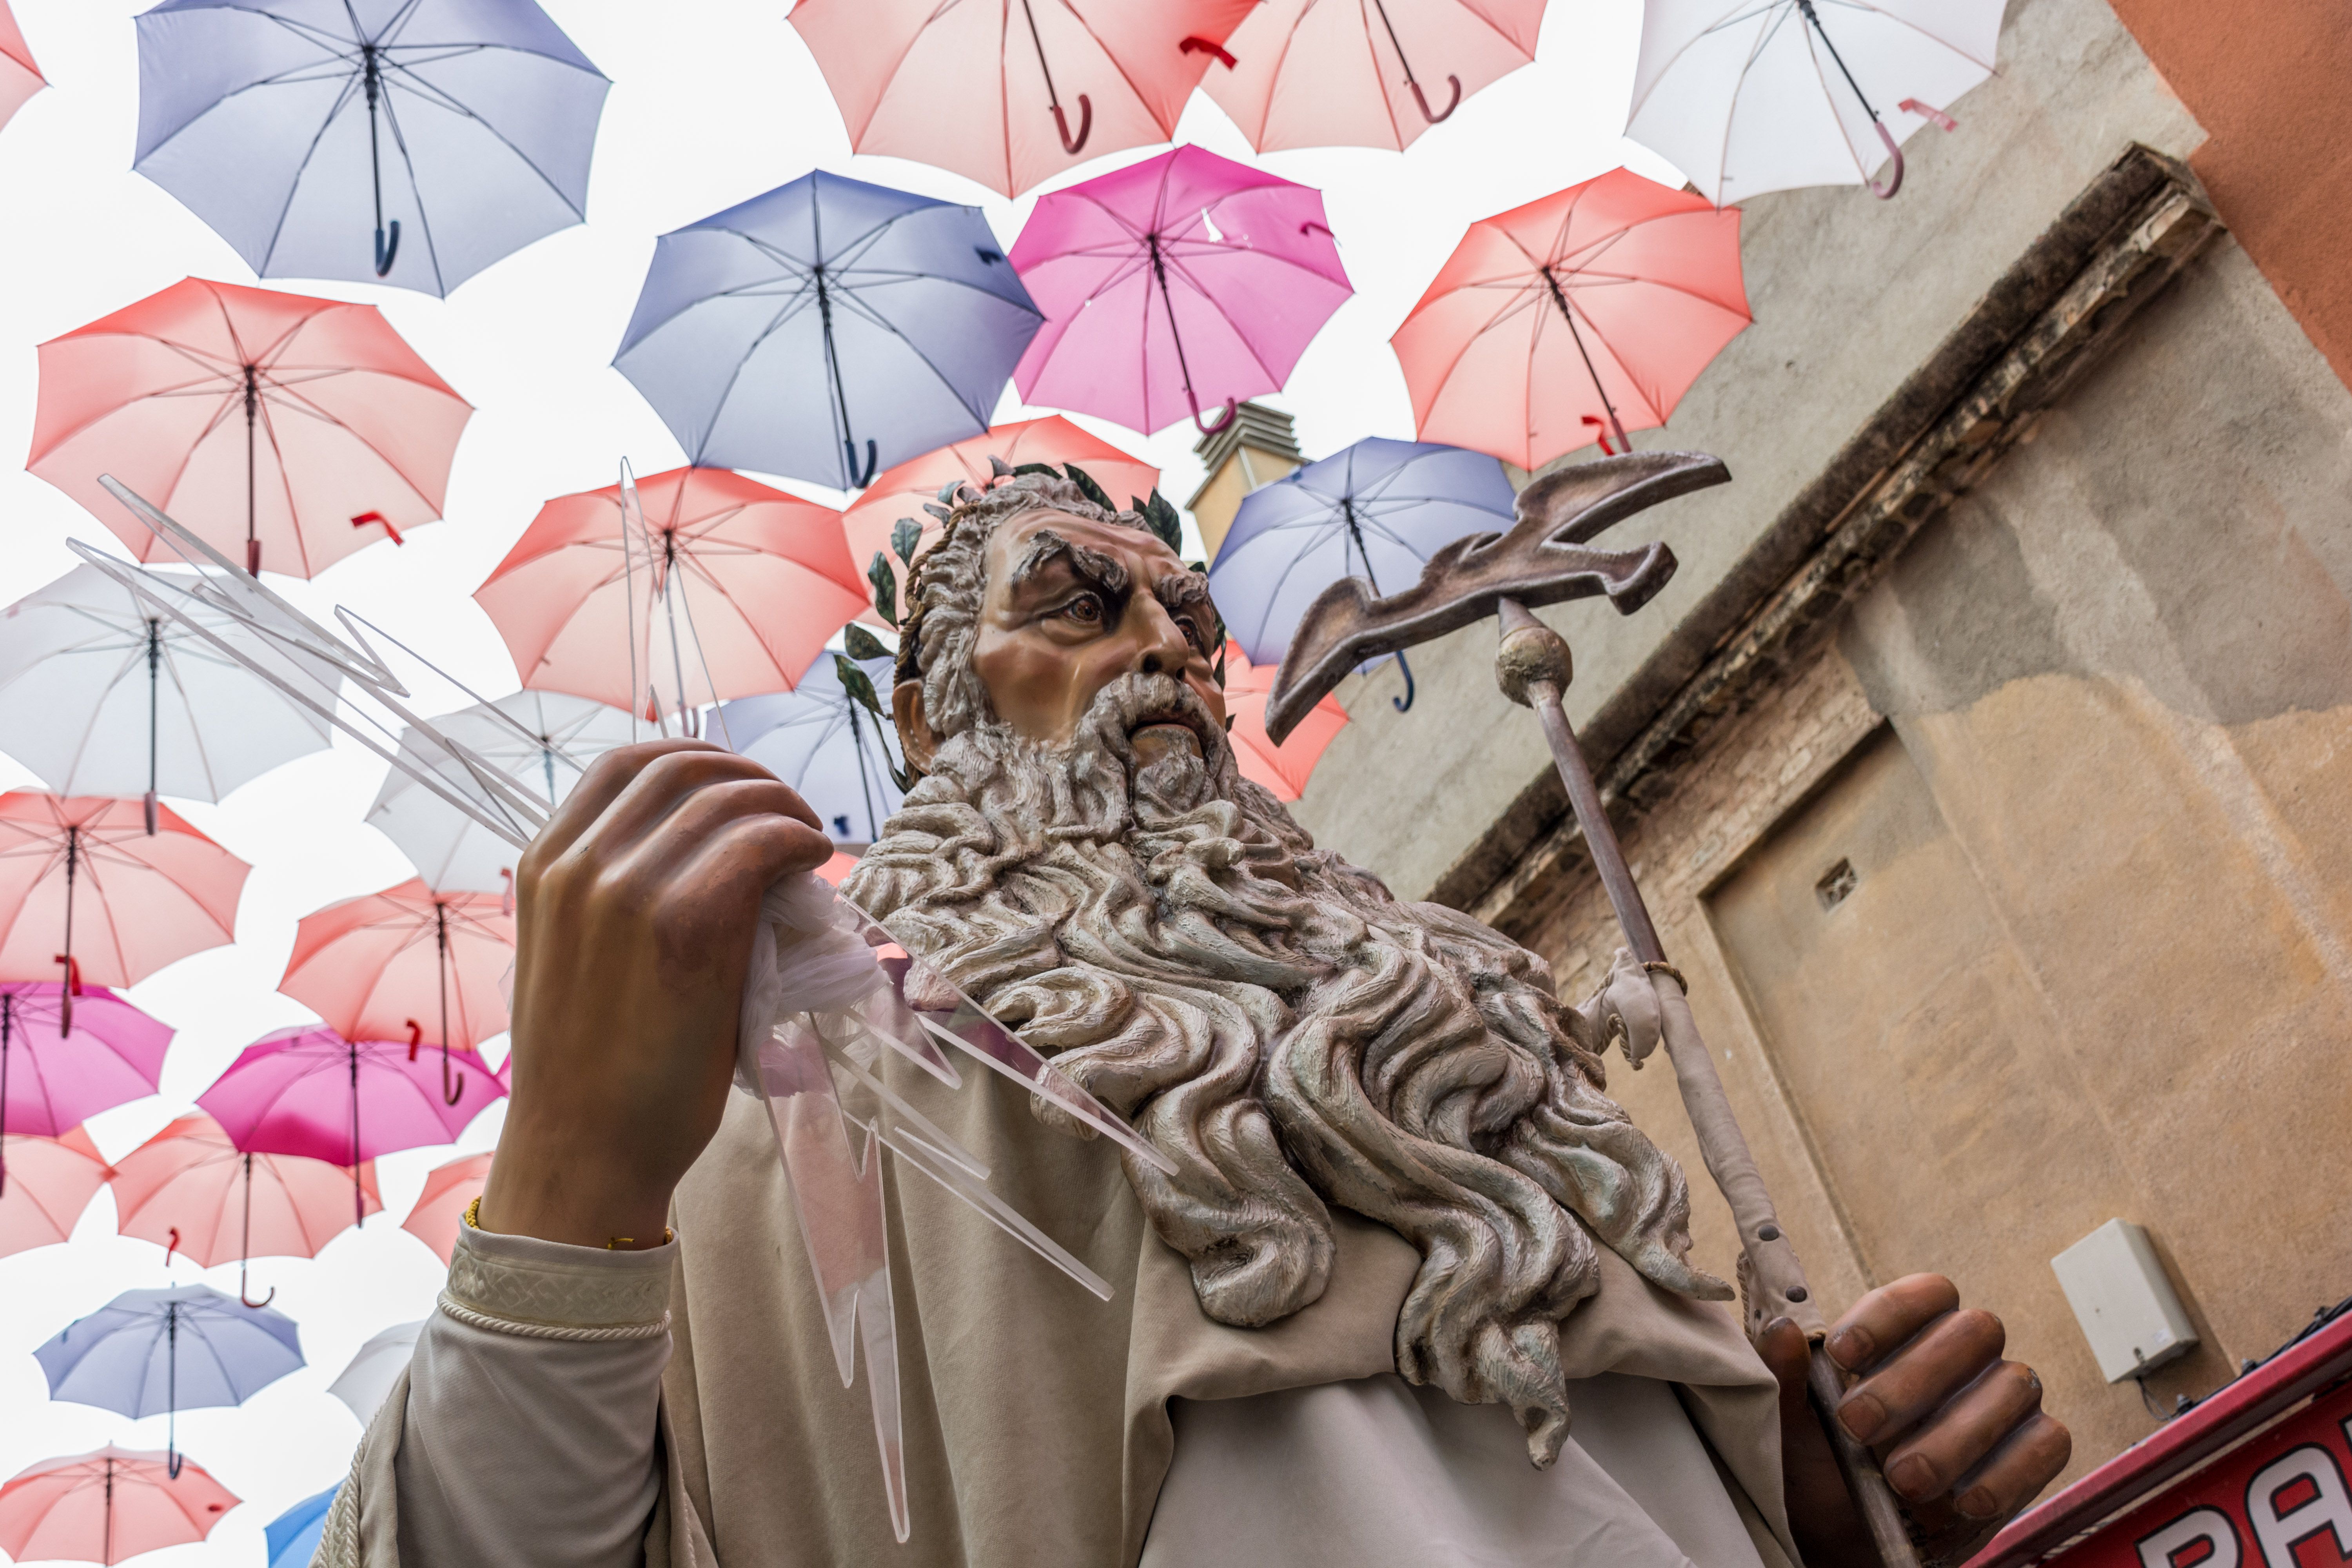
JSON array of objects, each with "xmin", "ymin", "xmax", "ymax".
[
  {"xmin": 1795, "ymin": 0, "xmax": 1882, "ymax": 122},
  {"xmin": 1541, "ymin": 270, "xmax": 1629, "ymax": 450},
  {"xmin": 1147, "ymin": 238, "xmax": 1207, "ymax": 420},
  {"xmin": 1367, "ymin": 0, "xmax": 1423, "ymax": 89},
  {"xmin": 1015, "ymin": 0, "xmax": 1064, "ymax": 111}
]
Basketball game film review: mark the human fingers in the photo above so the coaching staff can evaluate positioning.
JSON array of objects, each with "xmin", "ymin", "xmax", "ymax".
[
  {"xmin": 1880, "ymin": 1360, "xmax": 2044, "ymax": 1504},
  {"xmin": 1837, "ymin": 1307, "xmax": 2006, "ymax": 1446},
  {"xmin": 1758, "ymin": 1314, "xmax": 1811, "ymax": 1408},
  {"xmin": 525, "ymin": 740, "xmax": 725, "ymax": 870},
  {"xmin": 605, "ymin": 776, "xmax": 830, "ymax": 901},
  {"xmin": 1949, "ymin": 1412, "xmax": 2073, "ymax": 1523},
  {"xmin": 1827, "ymin": 1272, "xmax": 1963, "ymax": 1373},
  {"xmin": 555, "ymin": 748, "xmax": 812, "ymax": 879}
]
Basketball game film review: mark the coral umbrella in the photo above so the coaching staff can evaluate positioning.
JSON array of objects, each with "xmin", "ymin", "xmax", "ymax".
[
  {"xmin": 0, "ymin": 1128, "xmax": 111, "ymax": 1260},
  {"xmin": 401, "ymin": 1150, "xmax": 490, "ymax": 1265},
  {"xmin": 1219, "ymin": 642, "xmax": 1348, "ymax": 802},
  {"xmin": 0, "ymin": 983, "xmax": 174, "ymax": 1187},
  {"xmin": 0, "ymin": 1446, "xmax": 238, "ymax": 1566},
  {"xmin": 110, "ymin": 1113, "xmax": 380, "ymax": 1308},
  {"xmin": 1390, "ymin": 168, "xmax": 1749, "ymax": 470},
  {"xmin": 476, "ymin": 466, "xmax": 867, "ymax": 725},
  {"xmin": 265, "ymin": 1483, "xmax": 340, "ymax": 1568},
  {"xmin": 0, "ymin": 794, "xmax": 248, "ymax": 1027},
  {"xmin": 28, "ymin": 277, "xmax": 472, "ymax": 576},
  {"xmin": 1204, "ymin": 0, "xmax": 1548, "ymax": 152},
  {"xmin": 717, "ymin": 650, "xmax": 904, "ymax": 845},
  {"xmin": 0, "ymin": 0, "xmax": 44, "ymax": 134},
  {"xmin": 1010, "ymin": 145, "xmax": 1353, "ymax": 438},
  {"xmin": 842, "ymin": 417, "xmax": 1158, "ymax": 624},
  {"xmin": 789, "ymin": 0, "xmax": 1254, "ymax": 199}
]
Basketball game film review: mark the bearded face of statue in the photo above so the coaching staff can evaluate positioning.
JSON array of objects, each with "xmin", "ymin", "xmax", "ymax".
[{"xmin": 849, "ymin": 473, "xmax": 1728, "ymax": 1468}]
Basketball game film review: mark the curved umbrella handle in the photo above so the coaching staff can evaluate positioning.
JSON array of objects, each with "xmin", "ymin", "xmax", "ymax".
[
  {"xmin": 1898, "ymin": 97, "xmax": 1958, "ymax": 132},
  {"xmin": 1581, "ymin": 415, "xmax": 1621, "ymax": 457},
  {"xmin": 375, "ymin": 219, "xmax": 401, "ymax": 277},
  {"xmin": 143, "ymin": 790, "xmax": 158, "ymax": 837},
  {"xmin": 443, "ymin": 1049, "xmax": 466, "ymax": 1107},
  {"xmin": 1192, "ymin": 397, "xmax": 1238, "ymax": 436},
  {"xmin": 167, "ymin": 1446, "xmax": 183, "ymax": 1481},
  {"xmin": 405, "ymin": 1020, "xmax": 423, "ymax": 1062},
  {"xmin": 1390, "ymin": 649, "xmax": 1416, "ymax": 713},
  {"xmin": 1409, "ymin": 74, "xmax": 1462, "ymax": 125},
  {"xmin": 1869, "ymin": 123, "xmax": 1904, "ymax": 200},
  {"xmin": 846, "ymin": 438, "xmax": 879, "ymax": 489},
  {"xmin": 1178, "ymin": 35, "xmax": 1238, "ymax": 68},
  {"xmin": 240, "ymin": 1257, "xmax": 276, "ymax": 1311},
  {"xmin": 1300, "ymin": 221, "xmax": 1334, "ymax": 240},
  {"xmin": 165, "ymin": 1226, "xmax": 180, "ymax": 1269},
  {"xmin": 1052, "ymin": 94, "xmax": 1092, "ymax": 155}
]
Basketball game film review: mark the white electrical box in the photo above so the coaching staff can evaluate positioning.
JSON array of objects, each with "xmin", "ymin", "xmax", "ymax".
[{"xmin": 2050, "ymin": 1219, "xmax": 2199, "ymax": 1383}]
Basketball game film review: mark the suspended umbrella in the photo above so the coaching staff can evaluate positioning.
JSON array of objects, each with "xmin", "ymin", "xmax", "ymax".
[
  {"xmin": 0, "ymin": 794, "xmax": 248, "ymax": 1033},
  {"xmin": 265, "ymin": 1482, "xmax": 340, "ymax": 1567},
  {"xmin": 0, "ymin": 563, "xmax": 337, "ymax": 830},
  {"xmin": 0, "ymin": 1128, "xmax": 111, "ymax": 1261},
  {"xmin": 28, "ymin": 277, "xmax": 473, "ymax": 576},
  {"xmin": 717, "ymin": 649, "xmax": 903, "ymax": 845},
  {"xmin": 368, "ymin": 691, "xmax": 635, "ymax": 896},
  {"xmin": 1209, "ymin": 436, "xmax": 1517, "ymax": 711},
  {"xmin": 0, "ymin": 0, "xmax": 44, "ymax": 134},
  {"xmin": 399, "ymin": 1150, "xmax": 489, "ymax": 1265},
  {"xmin": 789, "ymin": 0, "xmax": 1254, "ymax": 198},
  {"xmin": 198, "ymin": 1025, "xmax": 503, "ymax": 1224},
  {"xmin": 1203, "ymin": 0, "xmax": 1547, "ymax": 152},
  {"xmin": 1010, "ymin": 145, "xmax": 1353, "ymax": 437},
  {"xmin": 327, "ymin": 1321, "xmax": 421, "ymax": 1424},
  {"xmin": 1626, "ymin": 0, "xmax": 1996, "ymax": 205},
  {"xmin": 110, "ymin": 1113, "xmax": 380, "ymax": 1308},
  {"xmin": 475, "ymin": 466, "xmax": 867, "ymax": 726},
  {"xmin": 35, "ymin": 1285, "xmax": 304, "ymax": 1478},
  {"xmin": 132, "ymin": 0, "xmax": 609, "ymax": 295},
  {"xmin": 0, "ymin": 982, "xmax": 173, "ymax": 1195},
  {"xmin": 1390, "ymin": 167, "xmax": 1749, "ymax": 470},
  {"xmin": 1219, "ymin": 642, "xmax": 1349, "ymax": 802},
  {"xmin": 614, "ymin": 171, "xmax": 1043, "ymax": 490},
  {"xmin": 842, "ymin": 417, "xmax": 1159, "ymax": 624},
  {"xmin": 0, "ymin": 1446, "xmax": 238, "ymax": 1566}
]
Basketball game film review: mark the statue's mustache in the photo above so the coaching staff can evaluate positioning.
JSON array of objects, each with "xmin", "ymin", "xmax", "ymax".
[{"xmin": 1067, "ymin": 670, "xmax": 1229, "ymax": 775}]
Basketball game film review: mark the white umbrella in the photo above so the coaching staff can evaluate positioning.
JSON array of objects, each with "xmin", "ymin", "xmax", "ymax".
[
  {"xmin": 0, "ymin": 563, "xmax": 336, "ymax": 826},
  {"xmin": 367, "ymin": 691, "xmax": 635, "ymax": 895},
  {"xmin": 1626, "ymin": 0, "xmax": 2002, "ymax": 205},
  {"xmin": 326, "ymin": 1318, "xmax": 424, "ymax": 1425}
]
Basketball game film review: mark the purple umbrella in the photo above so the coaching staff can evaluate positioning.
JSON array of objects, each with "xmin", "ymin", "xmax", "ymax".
[
  {"xmin": 1009, "ymin": 145, "xmax": 1353, "ymax": 437},
  {"xmin": 0, "ymin": 983, "xmax": 173, "ymax": 1197},
  {"xmin": 715, "ymin": 649, "xmax": 902, "ymax": 845},
  {"xmin": 197, "ymin": 1025, "xmax": 504, "ymax": 1223}
]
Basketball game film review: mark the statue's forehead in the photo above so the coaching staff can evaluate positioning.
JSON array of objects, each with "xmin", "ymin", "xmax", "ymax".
[{"xmin": 983, "ymin": 508, "xmax": 1178, "ymax": 585}]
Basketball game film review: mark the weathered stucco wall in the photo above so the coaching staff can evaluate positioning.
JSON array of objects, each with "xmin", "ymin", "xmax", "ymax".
[{"xmin": 1285, "ymin": 0, "xmax": 2202, "ymax": 901}]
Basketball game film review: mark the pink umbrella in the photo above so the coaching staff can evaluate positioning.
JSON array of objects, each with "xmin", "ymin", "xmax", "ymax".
[
  {"xmin": 0, "ymin": 1128, "xmax": 110, "ymax": 1261},
  {"xmin": 0, "ymin": 0, "xmax": 44, "ymax": 134},
  {"xmin": 842, "ymin": 418, "xmax": 1159, "ymax": 624},
  {"xmin": 1010, "ymin": 145, "xmax": 1353, "ymax": 437},
  {"xmin": 0, "ymin": 982, "xmax": 173, "ymax": 1168},
  {"xmin": 110, "ymin": 1112, "xmax": 381, "ymax": 1307},
  {"xmin": 1390, "ymin": 167, "xmax": 1750, "ymax": 469},
  {"xmin": 476, "ymin": 466, "xmax": 867, "ymax": 724},
  {"xmin": 1219, "ymin": 641, "xmax": 1349, "ymax": 801},
  {"xmin": 0, "ymin": 794, "xmax": 249, "ymax": 1028},
  {"xmin": 789, "ymin": 0, "xmax": 1254, "ymax": 198},
  {"xmin": 197, "ymin": 1025, "xmax": 504, "ymax": 1224},
  {"xmin": 27, "ymin": 277, "xmax": 472, "ymax": 577},
  {"xmin": 0, "ymin": 1446, "xmax": 238, "ymax": 1567},
  {"xmin": 1203, "ymin": 0, "xmax": 1548, "ymax": 152},
  {"xmin": 400, "ymin": 1150, "xmax": 491, "ymax": 1265}
]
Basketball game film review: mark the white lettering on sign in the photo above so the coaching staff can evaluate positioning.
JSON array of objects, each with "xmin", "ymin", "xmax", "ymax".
[
  {"xmin": 2246, "ymin": 1445, "xmax": 2352, "ymax": 1568},
  {"xmin": 2137, "ymin": 1507, "xmax": 2241, "ymax": 1568}
]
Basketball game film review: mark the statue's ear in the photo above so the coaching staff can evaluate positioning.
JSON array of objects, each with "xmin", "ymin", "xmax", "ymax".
[{"xmin": 893, "ymin": 679, "xmax": 939, "ymax": 775}]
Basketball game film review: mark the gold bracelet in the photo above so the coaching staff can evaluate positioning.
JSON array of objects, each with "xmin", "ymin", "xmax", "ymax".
[{"xmin": 461, "ymin": 1195, "xmax": 674, "ymax": 1250}]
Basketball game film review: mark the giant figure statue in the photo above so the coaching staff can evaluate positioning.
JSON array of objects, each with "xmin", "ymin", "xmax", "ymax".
[{"xmin": 322, "ymin": 473, "xmax": 2068, "ymax": 1566}]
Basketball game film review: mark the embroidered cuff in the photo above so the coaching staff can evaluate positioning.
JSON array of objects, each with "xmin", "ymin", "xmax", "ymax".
[{"xmin": 441, "ymin": 1217, "xmax": 676, "ymax": 1337}]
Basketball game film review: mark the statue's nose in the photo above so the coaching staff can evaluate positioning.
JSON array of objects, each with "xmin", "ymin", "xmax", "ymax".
[{"xmin": 1124, "ymin": 596, "xmax": 1196, "ymax": 679}]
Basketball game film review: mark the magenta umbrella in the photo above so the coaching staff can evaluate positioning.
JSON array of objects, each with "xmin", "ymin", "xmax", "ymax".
[
  {"xmin": 0, "ymin": 982, "xmax": 173, "ymax": 1198},
  {"xmin": 196, "ymin": 1025, "xmax": 504, "ymax": 1223},
  {"xmin": 1009, "ymin": 144, "xmax": 1352, "ymax": 437}
]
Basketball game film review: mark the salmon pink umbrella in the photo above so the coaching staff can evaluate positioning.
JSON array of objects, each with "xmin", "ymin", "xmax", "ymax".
[
  {"xmin": 789, "ymin": 0, "xmax": 1254, "ymax": 198},
  {"xmin": 1011, "ymin": 145, "xmax": 1352, "ymax": 438},
  {"xmin": 0, "ymin": 980, "xmax": 172, "ymax": 1197},
  {"xmin": 0, "ymin": 1128, "xmax": 111, "ymax": 1260},
  {"xmin": 111, "ymin": 1112, "xmax": 380, "ymax": 1308},
  {"xmin": 477, "ymin": 466, "xmax": 867, "ymax": 728},
  {"xmin": 1220, "ymin": 642, "xmax": 1348, "ymax": 802},
  {"xmin": 1390, "ymin": 167, "xmax": 1749, "ymax": 470},
  {"xmin": 0, "ymin": 0, "xmax": 44, "ymax": 134},
  {"xmin": 28, "ymin": 277, "xmax": 472, "ymax": 577},
  {"xmin": 400, "ymin": 1149, "xmax": 490, "ymax": 1265},
  {"xmin": 0, "ymin": 1446, "xmax": 238, "ymax": 1566}
]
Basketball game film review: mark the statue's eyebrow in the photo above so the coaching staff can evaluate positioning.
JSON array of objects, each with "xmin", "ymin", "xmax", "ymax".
[{"xmin": 1006, "ymin": 530, "xmax": 1131, "ymax": 606}]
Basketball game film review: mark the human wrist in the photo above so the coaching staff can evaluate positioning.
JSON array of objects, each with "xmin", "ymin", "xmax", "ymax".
[{"xmin": 477, "ymin": 1127, "xmax": 675, "ymax": 1252}]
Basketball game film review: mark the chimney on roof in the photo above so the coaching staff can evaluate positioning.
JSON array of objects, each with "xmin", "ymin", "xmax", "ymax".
[{"xmin": 1185, "ymin": 402, "xmax": 1303, "ymax": 563}]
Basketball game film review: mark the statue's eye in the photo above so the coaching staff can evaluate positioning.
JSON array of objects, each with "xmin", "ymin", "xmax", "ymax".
[{"xmin": 1058, "ymin": 594, "xmax": 1104, "ymax": 626}]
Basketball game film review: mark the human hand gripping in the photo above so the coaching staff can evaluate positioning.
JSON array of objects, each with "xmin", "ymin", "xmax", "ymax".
[{"xmin": 477, "ymin": 741, "xmax": 833, "ymax": 1250}]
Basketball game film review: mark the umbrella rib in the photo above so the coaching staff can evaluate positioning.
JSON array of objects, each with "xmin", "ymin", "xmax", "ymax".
[
  {"xmin": 1797, "ymin": 14, "xmax": 1878, "ymax": 183},
  {"xmin": 254, "ymin": 65, "xmax": 368, "ymax": 279},
  {"xmin": 1627, "ymin": 0, "xmax": 1767, "ymax": 121},
  {"xmin": 1825, "ymin": 0, "xmax": 1998, "ymax": 71},
  {"xmin": 379, "ymin": 56, "xmax": 590, "ymax": 219},
  {"xmin": 1709, "ymin": 7, "xmax": 1787, "ymax": 200},
  {"xmin": 824, "ymin": 288, "xmax": 1001, "ymax": 417},
  {"xmin": 371, "ymin": 90, "xmax": 452, "ymax": 295}
]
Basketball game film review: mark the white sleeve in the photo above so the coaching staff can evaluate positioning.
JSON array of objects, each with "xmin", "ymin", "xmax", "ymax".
[{"xmin": 391, "ymin": 1219, "xmax": 677, "ymax": 1568}]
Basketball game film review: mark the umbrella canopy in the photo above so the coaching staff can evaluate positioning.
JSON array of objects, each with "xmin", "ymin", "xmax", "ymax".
[
  {"xmin": 1626, "ymin": 0, "xmax": 1998, "ymax": 205},
  {"xmin": 0, "ymin": 0, "xmax": 44, "ymax": 134},
  {"xmin": 615, "ymin": 171, "xmax": 1043, "ymax": 491},
  {"xmin": 841, "ymin": 417, "xmax": 1159, "ymax": 624},
  {"xmin": 198, "ymin": 1025, "xmax": 504, "ymax": 1171},
  {"xmin": 0, "ymin": 982, "xmax": 173, "ymax": 1135},
  {"xmin": 717, "ymin": 650, "xmax": 903, "ymax": 845},
  {"xmin": 265, "ymin": 1483, "xmax": 339, "ymax": 1568},
  {"xmin": 36, "ymin": 1285, "xmax": 304, "ymax": 1474},
  {"xmin": 368, "ymin": 691, "xmax": 635, "ymax": 896},
  {"xmin": 399, "ymin": 1150, "xmax": 488, "ymax": 1265},
  {"xmin": 0, "ymin": 1129, "xmax": 111, "ymax": 1260},
  {"xmin": 0, "ymin": 794, "xmax": 249, "ymax": 1008},
  {"xmin": 789, "ymin": 0, "xmax": 1254, "ymax": 198},
  {"xmin": 1010, "ymin": 145, "xmax": 1352, "ymax": 437},
  {"xmin": 1220, "ymin": 642, "xmax": 1348, "ymax": 802},
  {"xmin": 28, "ymin": 276, "xmax": 473, "ymax": 577},
  {"xmin": 278, "ymin": 878, "xmax": 513, "ymax": 1080},
  {"xmin": 327, "ymin": 1321, "xmax": 421, "ymax": 1424},
  {"xmin": 0, "ymin": 563, "xmax": 335, "ymax": 811},
  {"xmin": 1204, "ymin": 0, "xmax": 1547, "ymax": 152},
  {"xmin": 1390, "ymin": 168, "xmax": 1749, "ymax": 470},
  {"xmin": 132, "ymin": 0, "xmax": 609, "ymax": 296},
  {"xmin": 0, "ymin": 1446, "xmax": 238, "ymax": 1566},
  {"xmin": 477, "ymin": 466, "xmax": 868, "ymax": 722}
]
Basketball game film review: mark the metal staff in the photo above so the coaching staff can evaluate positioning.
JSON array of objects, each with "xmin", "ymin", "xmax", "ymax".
[{"xmin": 1263, "ymin": 450, "xmax": 1922, "ymax": 1568}]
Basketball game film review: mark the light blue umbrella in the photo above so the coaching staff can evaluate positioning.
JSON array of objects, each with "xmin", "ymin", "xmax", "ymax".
[
  {"xmin": 132, "ymin": 0, "xmax": 609, "ymax": 296},
  {"xmin": 265, "ymin": 1482, "xmax": 340, "ymax": 1568},
  {"xmin": 614, "ymin": 171, "xmax": 1042, "ymax": 490},
  {"xmin": 717, "ymin": 650, "xmax": 902, "ymax": 844}
]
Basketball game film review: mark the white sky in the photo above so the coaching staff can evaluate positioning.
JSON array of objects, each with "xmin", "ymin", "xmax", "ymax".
[{"xmin": 0, "ymin": 3, "xmax": 1681, "ymax": 1558}]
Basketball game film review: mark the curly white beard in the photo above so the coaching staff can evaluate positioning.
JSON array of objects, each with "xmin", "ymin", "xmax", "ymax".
[{"xmin": 844, "ymin": 671, "xmax": 1728, "ymax": 1465}]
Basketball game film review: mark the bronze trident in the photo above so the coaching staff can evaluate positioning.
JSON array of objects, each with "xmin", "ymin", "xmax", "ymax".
[{"xmin": 1263, "ymin": 450, "xmax": 1922, "ymax": 1568}]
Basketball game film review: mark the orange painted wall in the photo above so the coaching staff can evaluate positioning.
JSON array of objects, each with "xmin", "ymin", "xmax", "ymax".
[{"xmin": 2103, "ymin": 0, "xmax": 2352, "ymax": 387}]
